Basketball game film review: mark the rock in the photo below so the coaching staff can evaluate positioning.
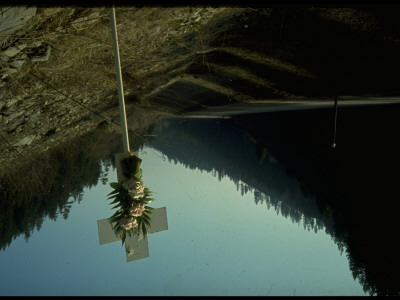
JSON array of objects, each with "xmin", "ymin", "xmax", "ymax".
[
  {"xmin": 11, "ymin": 59, "xmax": 25, "ymax": 69},
  {"xmin": 3, "ymin": 47, "xmax": 21, "ymax": 58},
  {"xmin": 14, "ymin": 135, "xmax": 36, "ymax": 147},
  {"xmin": 0, "ymin": 6, "xmax": 37, "ymax": 36},
  {"xmin": 16, "ymin": 42, "xmax": 28, "ymax": 51},
  {"xmin": 4, "ymin": 68, "xmax": 18, "ymax": 76}
]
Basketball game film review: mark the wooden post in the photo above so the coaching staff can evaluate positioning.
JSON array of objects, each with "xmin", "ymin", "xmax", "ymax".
[{"xmin": 110, "ymin": 6, "xmax": 130, "ymax": 153}]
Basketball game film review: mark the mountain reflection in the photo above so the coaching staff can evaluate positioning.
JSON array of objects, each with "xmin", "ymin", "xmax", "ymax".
[
  {"xmin": 144, "ymin": 111, "xmax": 400, "ymax": 297},
  {"xmin": 232, "ymin": 105, "xmax": 400, "ymax": 297},
  {"xmin": 1, "ymin": 105, "xmax": 399, "ymax": 296},
  {"xmin": 146, "ymin": 117, "xmax": 331, "ymax": 235}
]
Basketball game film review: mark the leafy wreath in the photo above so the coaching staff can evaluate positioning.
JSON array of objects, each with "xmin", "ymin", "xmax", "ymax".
[{"xmin": 107, "ymin": 155, "xmax": 154, "ymax": 245}]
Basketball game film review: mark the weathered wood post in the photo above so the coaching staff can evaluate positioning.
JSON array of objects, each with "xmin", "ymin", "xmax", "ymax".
[{"xmin": 110, "ymin": 6, "xmax": 130, "ymax": 153}]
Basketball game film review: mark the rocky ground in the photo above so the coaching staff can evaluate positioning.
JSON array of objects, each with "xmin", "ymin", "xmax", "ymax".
[{"xmin": 2, "ymin": 5, "xmax": 400, "ymax": 172}]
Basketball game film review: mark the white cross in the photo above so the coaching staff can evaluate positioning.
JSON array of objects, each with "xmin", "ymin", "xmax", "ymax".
[
  {"xmin": 97, "ymin": 152, "xmax": 168, "ymax": 262},
  {"xmin": 97, "ymin": 207, "xmax": 168, "ymax": 262}
]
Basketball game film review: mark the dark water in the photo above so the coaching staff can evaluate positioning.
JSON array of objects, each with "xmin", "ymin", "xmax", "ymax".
[
  {"xmin": 1, "ymin": 103, "xmax": 399, "ymax": 295},
  {"xmin": 234, "ymin": 104, "xmax": 400, "ymax": 297}
]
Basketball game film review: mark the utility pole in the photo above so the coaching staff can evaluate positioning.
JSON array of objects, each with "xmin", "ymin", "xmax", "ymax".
[{"xmin": 110, "ymin": 6, "xmax": 130, "ymax": 153}]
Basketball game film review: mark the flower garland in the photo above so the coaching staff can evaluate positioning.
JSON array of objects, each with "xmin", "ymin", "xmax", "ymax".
[{"xmin": 107, "ymin": 156, "xmax": 154, "ymax": 245}]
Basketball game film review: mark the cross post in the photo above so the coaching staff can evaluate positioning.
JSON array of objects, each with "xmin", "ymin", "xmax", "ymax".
[{"xmin": 97, "ymin": 152, "xmax": 168, "ymax": 262}]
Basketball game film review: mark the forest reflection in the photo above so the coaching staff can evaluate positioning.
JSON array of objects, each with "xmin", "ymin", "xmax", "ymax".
[
  {"xmin": 144, "ymin": 111, "xmax": 400, "ymax": 297},
  {"xmin": 1, "ymin": 106, "xmax": 399, "ymax": 296},
  {"xmin": 0, "ymin": 125, "xmax": 145, "ymax": 251},
  {"xmin": 146, "ymin": 117, "xmax": 331, "ymax": 236}
]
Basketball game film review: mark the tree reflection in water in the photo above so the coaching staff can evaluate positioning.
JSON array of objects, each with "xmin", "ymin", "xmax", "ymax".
[
  {"xmin": 0, "ymin": 128, "xmax": 122, "ymax": 251},
  {"xmin": 146, "ymin": 108, "xmax": 400, "ymax": 296},
  {"xmin": 1, "ymin": 105, "xmax": 400, "ymax": 295}
]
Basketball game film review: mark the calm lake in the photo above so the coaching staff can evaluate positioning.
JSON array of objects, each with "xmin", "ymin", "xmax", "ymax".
[{"xmin": 1, "ymin": 103, "xmax": 399, "ymax": 296}]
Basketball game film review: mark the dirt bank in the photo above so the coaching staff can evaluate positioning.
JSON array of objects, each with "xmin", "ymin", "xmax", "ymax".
[{"xmin": 2, "ymin": 6, "xmax": 400, "ymax": 170}]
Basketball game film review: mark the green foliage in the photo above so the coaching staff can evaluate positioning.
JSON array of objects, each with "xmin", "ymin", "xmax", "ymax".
[
  {"xmin": 106, "ymin": 167, "xmax": 155, "ymax": 246},
  {"xmin": 121, "ymin": 156, "xmax": 142, "ymax": 178},
  {"xmin": 132, "ymin": 168, "xmax": 142, "ymax": 181},
  {"xmin": 109, "ymin": 182, "xmax": 120, "ymax": 190}
]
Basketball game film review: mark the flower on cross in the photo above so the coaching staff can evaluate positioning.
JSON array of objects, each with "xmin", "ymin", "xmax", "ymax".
[
  {"xmin": 130, "ymin": 203, "xmax": 146, "ymax": 217},
  {"xmin": 123, "ymin": 178, "xmax": 145, "ymax": 199},
  {"xmin": 107, "ymin": 155, "xmax": 155, "ymax": 246},
  {"xmin": 119, "ymin": 217, "xmax": 138, "ymax": 230}
]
